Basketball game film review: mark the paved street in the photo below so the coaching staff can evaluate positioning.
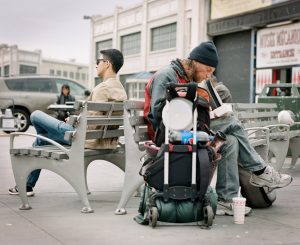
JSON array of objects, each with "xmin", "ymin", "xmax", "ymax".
[{"xmin": 0, "ymin": 127, "xmax": 300, "ymax": 245}]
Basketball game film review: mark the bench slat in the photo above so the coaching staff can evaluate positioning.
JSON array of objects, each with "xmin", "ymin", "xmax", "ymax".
[
  {"xmin": 129, "ymin": 116, "xmax": 146, "ymax": 126},
  {"xmin": 29, "ymin": 148, "xmax": 42, "ymax": 156},
  {"xmin": 87, "ymin": 117, "xmax": 123, "ymax": 126},
  {"xmin": 85, "ymin": 129, "xmax": 124, "ymax": 140},
  {"xmin": 20, "ymin": 149, "xmax": 30, "ymax": 155},
  {"xmin": 242, "ymin": 121, "xmax": 278, "ymax": 128},
  {"xmin": 234, "ymin": 103, "xmax": 277, "ymax": 110},
  {"xmin": 10, "ymin": 146, "xmax": 70, "ymax": 156},
  {"xmin": 11, "ymin": 146, "xmax": 118, "ymax": 160},
  {"xmin": 50, "ymin": 151, "xmax": 68, "ymax": 160},
  {"xmin": 134, "ymin": 132, "xmax": 150, "ymax": 142},
  {"xmin": 237, "ymin": 111, "xmax": 278, "ymax": 120},
  {"xmin": 86, "ymin": 102, "xmax": 124, "ymax": 112},
  {"xmin": 65, "ymin": 129, "xmax": 125, "ymax": 141},
  {"xmin": 39, "ymin": 147, "xmax": 70, "ymax": 158},
  {"xmin": 74, "ymin": 101, "xmax": 124, "ymax": 111},
  {"xmin": 49, "ymin": 148, "xmax": 119, "ymax": 160},
  {"xmin": 125, "ymin": 100, "xmax": 144, "ymax": 110}
]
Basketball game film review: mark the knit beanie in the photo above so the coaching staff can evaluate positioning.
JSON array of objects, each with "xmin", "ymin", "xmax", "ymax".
[{"xmin": 188, "ymin": 41, "xmax": 219, "ymax": 68}]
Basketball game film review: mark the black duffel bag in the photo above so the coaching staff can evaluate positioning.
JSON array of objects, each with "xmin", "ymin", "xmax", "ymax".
[{"xmin": 140, "ymin": 144, "xmax": 216, "ymax": 198}]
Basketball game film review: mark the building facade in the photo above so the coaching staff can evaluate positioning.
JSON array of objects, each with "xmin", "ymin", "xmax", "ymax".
[
  {"xmin": 0, "ymin": 44, "xmax": 89, "ymax": 87},
  {"xmin": 88, "ymin": 0, "xmax": 211, "ymax": 98},
  {"xmin": 0, "ymin": 44, "xmax": 42, "ymax": 77},
  {"xmin": 208, "ymin": 0, "xmax": 300, "ymax": 102},
  {"xmin": 41, "ymin": 58, "xmax": 89, "ymax": 86},
  {"xmin": 89, "ymin": 0, "xmax": 300, "ymax": 102}
]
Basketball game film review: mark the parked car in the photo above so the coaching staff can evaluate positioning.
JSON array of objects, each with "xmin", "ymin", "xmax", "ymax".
[
  {"xmin": 0, "ymin": 76, "xmax": 90, "ymax": 132},
  {"xmin": 257, "ymin": 83, "xmax": 300, "ymax": 122}
]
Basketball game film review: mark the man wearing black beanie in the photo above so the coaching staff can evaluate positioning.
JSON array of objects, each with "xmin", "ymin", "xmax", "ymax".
[
  {"xmin": 144, "ymin": 41, "xmax": 218, "ymax": 138},
  {"xmin": 144, "ymin": 41, "xmax": 292, "ymax": 217},
  {"xmin": 188, "ymin": 41, "xmax": 219, "ymax": 69}
]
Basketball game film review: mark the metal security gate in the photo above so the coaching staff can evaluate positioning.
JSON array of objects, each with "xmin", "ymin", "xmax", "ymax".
[{"xmin": 214, "ymin": 30, "xmax": 253, "ymax": 102}]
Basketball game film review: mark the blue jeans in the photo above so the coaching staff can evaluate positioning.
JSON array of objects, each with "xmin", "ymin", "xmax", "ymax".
[
  {"xmin": 211, "ymin": 115, "xmax": 266, "ymax": 201},
  {"xmin": 27, "ymin": 110, "xmax": 74, "ymax": 188}
]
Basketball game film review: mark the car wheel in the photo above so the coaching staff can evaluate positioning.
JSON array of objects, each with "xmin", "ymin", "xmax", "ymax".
[{"xmin": 5, "ymin": 109, "xmax": 30, "ymax": 133}]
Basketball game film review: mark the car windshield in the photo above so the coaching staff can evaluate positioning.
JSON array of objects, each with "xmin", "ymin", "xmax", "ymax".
[{"xmin": 266, "ymin": 87, "xmax": 291, "ymax": 96}]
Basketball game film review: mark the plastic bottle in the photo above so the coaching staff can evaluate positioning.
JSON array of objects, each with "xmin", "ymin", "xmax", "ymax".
[{"xmin": 169, "ymin": 130, "xmax": 212, "ymax": 144}]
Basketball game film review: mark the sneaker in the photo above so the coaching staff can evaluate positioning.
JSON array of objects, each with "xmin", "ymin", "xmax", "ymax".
[
  {"xmin": 216, "ymin": 201, "xmax": 252, "ymax": 216},
  {"xmin": 8, "ymin": 186, "xmax": 34, "ymax": 197},
  {"xmin": 250, "ymin": 166, "xmax": 292, "ymax": 189}
]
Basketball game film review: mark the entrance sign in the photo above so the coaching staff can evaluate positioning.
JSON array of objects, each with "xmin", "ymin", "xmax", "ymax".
[{"xmin": 257, "ymin": 23, "xmax": 300, "ymax": 68}]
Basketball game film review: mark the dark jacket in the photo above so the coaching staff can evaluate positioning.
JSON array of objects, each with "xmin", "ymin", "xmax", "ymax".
[
  {"xmin": 55, "ymin": 94, "xmax": 75, "ymax": 121},
  {"xmin": 56, "ymin": 94, "xmax": 75, "ymax": 105},
  {"xmin": 144, "ymin": 59, "xmax": 189, "ymax": 140}
]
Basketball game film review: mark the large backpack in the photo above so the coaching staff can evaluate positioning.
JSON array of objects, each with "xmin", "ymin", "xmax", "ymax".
[
  {"xmin": 136, "ymin": 83, "xmax": 218, "ymax": 228},
  {"xmin": 154, "ymin": 82, "xmax": 211, "ymax": 146}
]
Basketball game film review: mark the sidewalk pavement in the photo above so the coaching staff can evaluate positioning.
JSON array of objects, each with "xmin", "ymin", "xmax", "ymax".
[{"xmin": 0, "ymin": 128, "xmax": 300, "ymax": 245}]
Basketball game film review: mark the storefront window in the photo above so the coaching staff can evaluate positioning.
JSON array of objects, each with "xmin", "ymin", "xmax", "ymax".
[
  {"xmin": 121, "ymin": 32, "xmax": 141, "ymax": 56},
  {"xmin": 128, "ymin": 81, "xmax": 147, "ymax": 100},
  {"xmin": 151, "ymin": 23, "xmax": 177, "ymax": 51}
]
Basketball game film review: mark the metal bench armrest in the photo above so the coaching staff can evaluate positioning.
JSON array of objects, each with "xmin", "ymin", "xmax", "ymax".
[
  {"xmin": 10, "ymin": 132, "xmax": 70, "ymax": 156},
  {"xmin": 244, "ymin": 126, "xmax": 270, "ymax": 138}
]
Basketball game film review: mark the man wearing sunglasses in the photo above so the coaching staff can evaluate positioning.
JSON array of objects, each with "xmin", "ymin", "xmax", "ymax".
[{"xmin": 9, "ymin": 49, "xmax": 127, "ymax": 196}]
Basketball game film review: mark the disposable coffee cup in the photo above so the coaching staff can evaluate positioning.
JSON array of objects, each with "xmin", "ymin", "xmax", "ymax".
[{"xmin": 232, "ymin": 197, "xmax": 246, "ymax": 224}]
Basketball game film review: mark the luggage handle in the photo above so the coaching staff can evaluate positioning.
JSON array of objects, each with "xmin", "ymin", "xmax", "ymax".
[
  {"xmin": 166, "ymin": 83, "xmax": 198, "ymax": 89},
  {"xmin": 166, "ymin": 82, "xmax": 198, "ymax": 103},
  {"xmin": 164, "ymin": 100, "xmax": 170, "ymax": 185},
  {"xmin": 163, "ymin": 99, "xmax": 198, "ymax": 187}
]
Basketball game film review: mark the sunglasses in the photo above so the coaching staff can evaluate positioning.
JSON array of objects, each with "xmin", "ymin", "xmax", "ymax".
[{"xmin": 96, "ymin": 58, "xmax": 109, "ymax": 65}]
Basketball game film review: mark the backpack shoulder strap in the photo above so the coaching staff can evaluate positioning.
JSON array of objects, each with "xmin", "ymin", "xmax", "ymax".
[{"xmin": 197, "ymin": 147, "xmax": 211, "ymax": 201}]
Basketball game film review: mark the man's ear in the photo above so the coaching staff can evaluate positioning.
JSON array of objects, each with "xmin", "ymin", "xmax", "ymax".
[
  {"xmin": 206, "ymin": 67, "xmax": 215, "ymax": 79},
  {"xmin": 106, "ymin": 60, "xmax": 111, "ymax": 69}
]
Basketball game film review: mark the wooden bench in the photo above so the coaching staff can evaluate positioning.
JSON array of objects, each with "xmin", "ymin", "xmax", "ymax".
[
  {"xmin": 10, "ymin": 101, "xmax": 126, "ymax": 213},
  {"xmin": 233, "ymin": 103, "xmax": 300, "ymax": 170}
]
